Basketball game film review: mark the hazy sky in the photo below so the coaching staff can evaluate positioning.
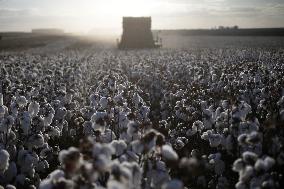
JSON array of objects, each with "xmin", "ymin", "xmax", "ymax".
[{"xmin": 0, "ymin": 0, "xmax": 284, "ymax": 33}]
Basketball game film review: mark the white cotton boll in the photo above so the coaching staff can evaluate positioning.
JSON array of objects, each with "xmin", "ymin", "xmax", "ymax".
[
  {"xmin": 277, "ymin": 96, "xmax": 284, "ymax": 106},
  {"xmin": 131, "ymin": 140, "xmax": 144, "ymax": 154},
  {"xmin": 238, "ymin": 134, "xmax": 247, "ymax": 145},
  {"xmin": 0, "ymin": 105, "xmax": 7, "ymax": 118},
  {"xmin": 101, "ymin": 129, "xmax": 117, "ymax": 143},
  {"xmin": 0, "ymin": 149, "xmax": 10, "ymax": 173},
  {"xmin": 17, "ymin": 96, "xmax": 27, "ymax": 107},
  {"xmin": 93, "ymin": 143, "xmax": 114, "ymax": 159},
  {"xmin": 48, "ymin": 126, "xmax": 61, "ymax": 138},
  {"xmin": 91, "ymin": 111, "xmax": 108, "ymax": 122},
  {"xmin": 235, "ymin": 181, "xmax": 246, "ymax": 189},
  {"xmin": 133, "ymin": 92, "xmax": 142, "ymax": 108},
  {"xmin": 111, "ymin": 140, "xmax": 127, "ymax": 156},
  {"xmin": 48, "ymin": 169, "xmax": 65, "ymax": 180},
  {"xmin": 113, "ymin": 93, "xmax": 124, "ymax": 104},
  {"xmin": 138, "ymin": 105, "xmax": 150, "ymax": 120},
  {"xmin": 233, "ymin": 158, "xmax": 245, "ymax": 172},
  {"xmin": 54, "ymin": 107, "xmax": 67, "ymax": 120},
  {"xmin": 5, "ymin": 185, "xmax": 16, "ymax": 189},
  {"xmin": 107, "ymin": 180, "xmax": 125, "ymax": 189},
  {"xmin": 193, "ymin": 120, "xmax": 204, "ymax": 131},
  {"xmin": 161, "ymin": 179, "xmax": 183, "ymax": 189},
  {"xmin": 43, "ymin": 113, "xmax": 54, "ymax": 127},
  {"xmin": 280, "ymin": 109, "xmax": 284, "ymax": 121},
  {"xmin": 208, "ymin": 134, "xmax": 222, "ymax": 147},
  {"xmin": 186, "ymin": 125, "xmax": 197, "ymax": 136},
  {"xmin": 0, "ymin": 93, "xmax": 3, "ymax": 106},
  {"xmin": 175, "ymin": 139, "xmax": 185, "ymax": 150},
  {"xmin": 239, "ymin": 165, "xmax": 254, "ymax": 182},
  {"xmin": 200, "ymin": 101, "xmax": 207, "ymax": 110},
  {"xmin": 127, "ymin": 121, "xmax": 139, "ymax": 137},
  {"xmin": 222, "ymin": 100, "xmax": 229, "ymax": 109},
  {"xmin": 39, "ymin": 179, "xmax": 53, "ymax": 189},
  {"xmin": 28, "ymin": 101, "xmax": 40, "ymax": 117},
  {"xmin": 99, "ymin": 97, "xmax": 108, "ymax": 109},
  {"xmin": 161, "ymin": 145, "xmax": 178, "ymax": 161},
  {"xmin": 36, "ymin": 160, "xmax": 49, "ymax": 173},
  {"xmin": 201, "ymin": 130, "xmax": 213, "ymax": 140},
  {"xmin": 263, "ymin": 156, "xmax": 275, "ymax": 170},
  {"xmin": 254, "ymin": 159, "xmax": 266, "ymax": 172},
  {"xmin": 242, "ymin": 151, "xmax": 258, "ymax": 164},
  {"xmin": 27, "ymin": 133, "xmax": 45, "ymax": 149}
]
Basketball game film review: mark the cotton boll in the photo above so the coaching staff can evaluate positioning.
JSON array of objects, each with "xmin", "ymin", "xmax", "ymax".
[
  {"xmin": 133, "ymin": 92, "xmax": 143, "ymax": 108},
  {"xmin": 208, "ymin": 134, "xmax": 222, "ymax": 147},
  {"xmin": 201, "ymin": 129, "xmax": 213, "ymax": 140},
  {"xmin": 0, "ymin": 93, "xmax": 3, "ymax": 106},
  {"xmin": 39, "ymin": 179, "xmax": 53, "ymax": 189},
  {"xmin": 233, "ymin": 158, "xmax": 245, "ymax": 172},
  {"xmin": 48, "ymin": 169, "xmax": 65, "ymax": 180},
  {"xmin": 175, "ymin": 139, "xmax": 185, "ymax": 150},
  {"xmin": 99, "ymin": 97, "xmax": 108, "ymax": 109},
  {"xmin": 127, "ymin": 121, "xmax": 139, "ymax": 137},
  {"xmin": 92, "ymin": 143, "xmax": 114, "ymax": 159},
  {"xmin": 222, "ymin": 100, "xmax": 229, "ymax": 109},
  {"xmin": 5, "ymin": 185, "xmax": 16, "ymax": 189},
  {"xmin": 263, "ymin": 156, "xmax": 275, "ymax": 170},
  {"xmin": 246, "ymin": 131, "xmax": 261, "ymax": 145},
  {"xmin": 27, "ymin": 133, "xmax": 45, "ymax": 149},
  {"xmin": 17, "ymin": 96, "xmax": 28, "ymax": 107},
  {"xmin": 254, "ymin": 159, "xmax": 266, "ymax": 172},
  {"xmin": 111, "ymin": 140, "xmax": 127, "ymax": 156},
  {"xmin": 238, "ymin": 134, "xmax": 247, "ymax": 146},
  {"xmin": 242, "ymin": 151, "xmax": 258, "ymax": 164},
  {"xmin": 58, "ymin": 147, "xmax": 81, "ymax": 174},
  {"xmin": 101, "ymin": 129, "xmax": 117, "ymax": 143},
  {"xmin": 161, "ymin": 144, "xmax": 178, "ymax": 161},
  {"xmin": 235, "ymin": 181, "xmax": 246, "ymax": 189},
  {"xmin": 36, "ymin": 160, "xmax": 49, "ymax": 173},
  {"xmin": 0, "ymin": 149, "xmax": 10, "ymax": 173},
  {"xmin": 131, "ymin": 140, "xmax": 144, "ymax": 154},
  {"xmin": 161, "ymin": 179, "xmax": 183, "ymax": 189},
  {"xmin": 43, "ymin": 113, "xmax": 54, "ymax": 127},
  {"xmin": 186, "ymin": 125, "xmax": 197, "ymax": 136},
  {"xmin": 107, "ymin": 180, "xmax": 125, "ymax": 189},
  {"xmin": 280, "ymin": 109, "xmax": 284, "ymax": 121},
  {"xmin": 28, "ymin": 101, "xmax": 40, "ymax": 117},
  {"xmin": 48, "ymin": 126, "xmax": 61, "ymax": 138},
  {"xmin": 239, "ymin": 165, "xmax": 254, "ymax": 182}
]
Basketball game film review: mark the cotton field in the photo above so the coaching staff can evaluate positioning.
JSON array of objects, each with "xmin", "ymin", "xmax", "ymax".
[{"xmin": 0, "ymin": 47, "xmax": 284, "ymax": 189}]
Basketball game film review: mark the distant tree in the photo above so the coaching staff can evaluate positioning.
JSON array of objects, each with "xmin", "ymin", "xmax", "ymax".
[
  {"xmin": 218, "ymin": 26, "xmax": 225, "ymax": 30},
  {"xmin": 233, "ymin": 25, "xmax": 239, "ymax": 30},
  {"xmin": 0, "ymin": 36, "xmax": 2, "ymax": 40}
]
